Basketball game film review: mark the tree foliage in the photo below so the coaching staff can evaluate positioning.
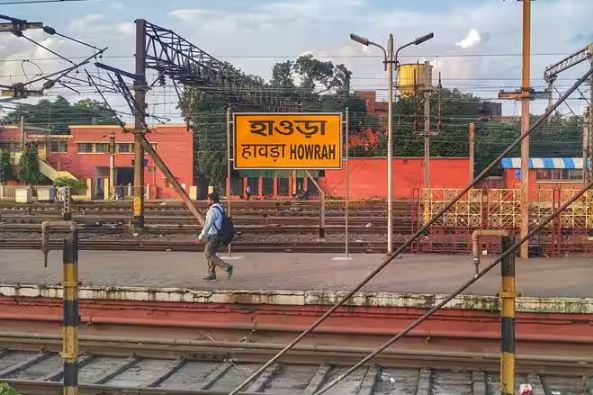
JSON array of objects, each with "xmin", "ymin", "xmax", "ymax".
[
  {"xmin": 0, "ymin": 382, "xmax": 19, "ymax": 395},
  {"xmin": 17, "ymin": 145, "xmax": 43, "ymax": 185},
  {"xmin": 2, "ymin": 96, "xmax": 119, "ymax": 134},
  {"xmin": 54, "ymin": 177, "xmax": 87, "ymax": 190},
  {"xmin": 182, "ymin": 55, "xmax": 376, "ymax": 188},
  {"xmin": 0, "ymin": 150, "xmax": 14, "ymax": 182}
]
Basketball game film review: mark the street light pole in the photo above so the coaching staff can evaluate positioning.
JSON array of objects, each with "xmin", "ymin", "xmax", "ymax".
[
  {"xmin": 350, "ymin": 31, "xmax": 433, "ymax": 254},
  {"xmin": 386, "ymin": 34, "xmax": 394, "ymax": 253}
]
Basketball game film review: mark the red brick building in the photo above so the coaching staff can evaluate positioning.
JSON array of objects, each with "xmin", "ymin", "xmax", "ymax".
[{"xmin": 0, "ymin": 124, "xmax": 194, "ymax": 199}]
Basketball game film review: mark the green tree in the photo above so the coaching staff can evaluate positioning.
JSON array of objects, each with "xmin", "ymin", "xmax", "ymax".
[
  {"xmin": 0, "ymin": 150, "xmax": 14, "ymax": 182},
  {"xmin": 0, "ymin": 382, "xmax": 19, "ymax": 395},
  {"xmin": 2, "ymin": 96, "xmax": 118, "ymax": 134},
  {"xmin": 181, "ymin": 55, "xmax": 371, "ymax": 188},
  {"xmin": 17, "ymin": 145, "xmax": 43, "ymax": 185}
]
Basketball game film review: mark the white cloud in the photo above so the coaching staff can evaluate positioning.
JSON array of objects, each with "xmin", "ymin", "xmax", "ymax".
[{"xmin": 456, "ymin": 28, "xmax": 481, "ymax": 49}]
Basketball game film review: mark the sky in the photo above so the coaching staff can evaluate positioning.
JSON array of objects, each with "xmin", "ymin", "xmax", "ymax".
[{"xmin": 0, "ymin": 0, "xmax": 591, "ymax": 121}]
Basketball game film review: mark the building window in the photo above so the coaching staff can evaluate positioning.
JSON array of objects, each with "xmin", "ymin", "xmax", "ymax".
[
  {"xmin": 536, "ymin": 168, "xmax": 583, "ymax": 181},
  {"xmin": 49, "ymin": 141, "xmax": 68, "ymax": 153},
  {"xmin": 95, "ymin": 143, "xmax": 109, "ymax": 153},
  {"xmin": 78, "ymin": 143, "xmax": 92, "ymax": 153},
  {"xmin": 117, "ymin": 143, "xmax": 133, "ymax": 153}
]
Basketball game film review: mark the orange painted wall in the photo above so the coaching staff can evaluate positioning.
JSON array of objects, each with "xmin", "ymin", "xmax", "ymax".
[{"xmin": 321, "ymin": 157, "xmax": 470, "ymax": 199}]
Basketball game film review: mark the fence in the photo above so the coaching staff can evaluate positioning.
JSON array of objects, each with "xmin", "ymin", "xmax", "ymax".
[{"xmin": 417, "ymin": 188, "xmax": 593, "ymax": 256}]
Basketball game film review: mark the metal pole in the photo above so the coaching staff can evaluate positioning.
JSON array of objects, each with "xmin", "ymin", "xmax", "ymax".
[
  {"xmin": 109, "ymin": 133, "xmax": 115, "ymax": 200},
  {"xmin": 583, "ymin": 57, "xmax": 593, "ymax": 182},
  {"xmin": 500, "ymin": 236, "xmax": 516, "ymax": 395},
  {"xmin": 519, "ymin": 0, "xmax": 531, "ymax": 258},
  {"xmin": 62, "ymin": 187, "xmax": 71, "ymax": 221},
  {"xmin": 423, "ymin": 61, "xmax": 431, "ymax": 188},
  {"xmin": 387, "ymin": 34, "xmax": 394, "ymax": 254},
  {"xmin": 345, "ymin": 108, "xmax": 350, "ymax": 258},
  {"xmin": 133, "ymin": 19, "xmax": 147, "ymax": 230},
  {"xmin": 226, "ymin": 108, "xmax": 232, "ymax": 256},
  {"xmin": 305, "ymin": 171, "xmax": 325, "ymax": 240},
  {"xmin": 469, "ymin": 123, "xmax": 475, "ymax": 181},
  {"xmin": 320, "ymin": 186, "xmax": 326, "ymax": 240},
  {"xmin": 62, "ymin": 229, "xmax": 78, "ymax": 395}
]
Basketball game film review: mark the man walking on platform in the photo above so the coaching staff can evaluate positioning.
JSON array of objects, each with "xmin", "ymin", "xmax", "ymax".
[{"xmin": 198, "ymin": 192, "xmax": 234, "ymax": 281}]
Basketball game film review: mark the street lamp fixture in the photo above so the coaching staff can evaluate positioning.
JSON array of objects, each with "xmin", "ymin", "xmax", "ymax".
[
  {"xmin": 414, "ymin": 32, "xmax": 434, "ymax": 45},
  {"xmin": 349, "ymin": 33, "xmax": 369, "ymax": 46},
  {"xmin": 350, "ymin": 31, "xmax": 434, "ymax": 254}
]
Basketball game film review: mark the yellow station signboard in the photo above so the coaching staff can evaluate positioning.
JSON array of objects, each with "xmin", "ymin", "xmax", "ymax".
[{"xmin": 233, "ymin": 113, "xmax": 342, "ymax": 169}]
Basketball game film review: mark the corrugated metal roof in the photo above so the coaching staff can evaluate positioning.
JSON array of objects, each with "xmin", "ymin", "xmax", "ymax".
[{"xmin": 501, "ymin": 158, "xmax": 583, "ymax": 169}]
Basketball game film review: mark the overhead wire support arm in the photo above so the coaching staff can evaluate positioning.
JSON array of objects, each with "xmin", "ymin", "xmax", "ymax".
[
  {"xmin": 141, "ymin": 19, "xmax": 298, "ymax": 111},
  {"xmin": 544, "ymin": 43, "xmax": 593, "ymax": 83}
]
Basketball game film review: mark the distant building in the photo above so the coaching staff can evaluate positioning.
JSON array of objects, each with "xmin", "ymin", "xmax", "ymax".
[
  {"xmin": 0, "ymin": 124, "xmax": 194, "ymax": 199},
  {"xmin": 501, "ymin": 157, "xmax": 584, "ymax": 196},
  {"xmin": 354, "ymin": 90, "xmax": 387, "ymax": 124},
  {"xmin": 478, "ymin": 102, "xmax": 502, "ymax": 119}
]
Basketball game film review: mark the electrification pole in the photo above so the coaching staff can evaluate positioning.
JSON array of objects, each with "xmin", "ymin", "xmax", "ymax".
[
  {"xmin": 583, "ymin": 56, "xmax": 593, "ymax": 183},
  {"xmin": 133, "ymin": 19, "xmax": 147, "ymax": 230},
  {"xmin": 519, "ymin": 0, "xmax": 531, "ymax": 259},
  {"xmin": 423, "ymin": 61, "xmax": 431, "ymax": 188}
]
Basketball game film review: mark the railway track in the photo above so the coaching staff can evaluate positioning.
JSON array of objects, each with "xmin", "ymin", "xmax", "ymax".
[{"xmin": 1, "ymin": 333, "xmax": 592, "ymax": 395}]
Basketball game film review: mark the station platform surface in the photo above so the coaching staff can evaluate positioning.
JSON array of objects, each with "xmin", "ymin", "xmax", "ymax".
[
  {"xmin": 1, "ymin": 249, "xmax": 593, "ymax": 304},
  {"xmin": 2, "ymin": 249, "xmax": 593, "ymax": 297}
]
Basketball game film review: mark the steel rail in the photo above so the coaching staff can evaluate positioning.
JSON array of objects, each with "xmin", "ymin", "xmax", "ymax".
[
  {"xmin": 1, "ymin": 333, "xmax": 591, "ymax": 372},
  {"xmin": 314, "ymin": 176, "xmax": 593, "ymax": 393},
  {"xmin": 228, "ymin": 67, "xmax": 593, "ymax": 395}
]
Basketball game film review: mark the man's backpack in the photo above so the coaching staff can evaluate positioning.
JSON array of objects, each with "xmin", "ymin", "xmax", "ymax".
[{"xmin": 213, "ymin": 206, "xmax": 236, "ymax": 245}]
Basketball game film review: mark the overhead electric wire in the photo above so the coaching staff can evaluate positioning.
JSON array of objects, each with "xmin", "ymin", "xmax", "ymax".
[
  {"xmin": 228, "ymin": 66, "xmax": 593, "ymax": 395},
  {"xmin": 0, "ymin": 0, "xmax": 88, "ymax": 4},
  {"xmin": 20, "ymin": 34, "xmax": 75, "ymax": 65}
]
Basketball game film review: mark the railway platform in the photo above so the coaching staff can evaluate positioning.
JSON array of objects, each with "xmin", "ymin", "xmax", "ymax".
[{"xmin": 1, "ymin": 250, "xmax": 593, "ymax": 299}]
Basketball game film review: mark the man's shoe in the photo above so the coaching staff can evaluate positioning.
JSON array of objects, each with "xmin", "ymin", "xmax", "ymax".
[
  {"xmin": 202, "ymin": 274, "xmax": 216, "ymax": 281},
  {"xmin": 225, "ymin": 265, "xmax": 234, "ymax": 279}
]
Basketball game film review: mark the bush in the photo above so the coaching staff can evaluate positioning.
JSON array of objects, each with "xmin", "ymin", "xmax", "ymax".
[
  {"xmin": 0, "ymin": 382, "xmax": 19, "ymax": 395},
  {"xmin": 0, "ymin": 150, "xmax": 14, "ymax": 182},
  {"xmin": 54, "ymin": 177, "xmax": 87, "ymax": 190}
]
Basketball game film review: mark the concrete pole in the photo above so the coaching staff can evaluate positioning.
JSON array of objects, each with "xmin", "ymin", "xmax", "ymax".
[
  {"xmin": 469, "ymin": 123, "xmax": 475, "ymax": 181},
  {"xmin": 133, "ymin": 19, "xmax": 147, "ymax": 230},
  {"xmin": 387, "ymin": 34, "xmax": 394, "ymax": 254},
  {"xmin": 423, "ymin": 61, "xmax": 431, "ymax": 188},
  {"xmin": 519, "ymin": 0, "xmax": 531, "ymax": 259}
]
